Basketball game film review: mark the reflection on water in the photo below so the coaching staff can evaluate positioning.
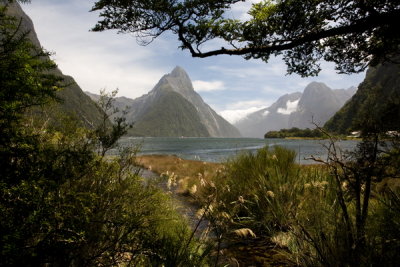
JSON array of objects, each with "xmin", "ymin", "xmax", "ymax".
[{"xmin": 115, "ymin": 137, "xmax": 359, "ymax": 164}]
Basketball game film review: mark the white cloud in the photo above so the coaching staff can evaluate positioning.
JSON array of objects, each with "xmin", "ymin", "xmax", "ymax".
[
  {"xmin": 277, "ymin": 99, "xmax": 299, "ymax": 115},
  {"xmin": 226, "ymin": 100, "xmax": 267, "ymax": 110},
  {"xmin": 207, "ymin": 58, "xmax": 286, "ymax": 80},
  {"xmin": 22, "ymin": 1, "xmax": 172, "ymax": 99},
  {"xmin": 217, "ymin": 99, "xmax": 268, "ymax": 123},
  {"xmin": 207, "ymin": 65, "xmax": 270, "ymax": 79},
  {"xmin": 220, "ymin": 107, "xmax": 264, "ymax": 124},
  {"xmin": 193, "ymin": 80, "xmax": 226, "ymax": 92},
  {"xmin": 262, "ymin": 110, "xmax": 270, "ymax": 117},
  {"xmin": 229, "ymin": 0, "xmax": 263, "ymax": 21},
  {"xmin": 262, "ymin": 85, "xmax": 286, "ymax": 95}
]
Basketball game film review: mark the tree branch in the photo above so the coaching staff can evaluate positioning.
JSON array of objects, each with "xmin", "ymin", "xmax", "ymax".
[{"xmin": 178, "ymin": 10, "xmax": 399, "ymax": 58}]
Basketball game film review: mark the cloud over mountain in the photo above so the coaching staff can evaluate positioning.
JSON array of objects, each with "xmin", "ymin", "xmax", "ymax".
[{"xmin": 235, "ymin": 82, "xmax": 357, "ymax": 137}]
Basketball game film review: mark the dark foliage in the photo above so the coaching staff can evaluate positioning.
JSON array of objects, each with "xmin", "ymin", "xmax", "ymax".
[
  {"xmin": 0, "ymin": 4, "xmax": 209, "ymax": 266},
  {"xmin": 92, "ymin": 0, "xmax": 399, "ymax": 76},
  {"xmin": 264, "ymin": 127, "xmax": 327, "ymax": 139},
  {"xmin": 325, "ymin": 58, "xmax": 400, "ymax": 135}
]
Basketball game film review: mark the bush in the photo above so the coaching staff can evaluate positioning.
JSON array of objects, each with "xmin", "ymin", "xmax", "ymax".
[
  {"xmin": 0, "ymin": 6, "xmax": 210, "ymax": 264},
  {"xmin": 200, "ymin": 140, "xmax": 400, "ymax": 266},
  {"xmin": 0, "ymin": 117, "xmax": 211, "ymax": 266},
  {"xmin": 200, "ymin": 146, "xmax": 302, "ymax": 237}
]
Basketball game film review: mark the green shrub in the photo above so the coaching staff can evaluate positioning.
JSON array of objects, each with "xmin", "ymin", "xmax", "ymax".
[
  {"xmin": 202, "ymin": 142, "xmax": 400, "ymax": 266},
  {"xmin": 0, "ymin": 7, "xmax": 210, "ymax": 263},
  {"xmin": 206, "ymin": 146, "xmax": 302, "ymax": 236}
]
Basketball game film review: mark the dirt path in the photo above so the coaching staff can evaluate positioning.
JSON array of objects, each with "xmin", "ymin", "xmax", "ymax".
[{"xmin": 139, "ymin": 168, "xmax": 210, "ymax": 235}]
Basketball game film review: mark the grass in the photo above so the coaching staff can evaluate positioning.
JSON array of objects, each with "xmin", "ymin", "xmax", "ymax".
[
  {"xmin": 136, "ymin": 154, "xmax": 223, "ymax": 195},
  {"xmin": 136, "ymin": 151, "xmax": 326, "ymax": 266},
  {"xmin": 136, "ymin": 146, "xmax": 400, "ymax": 266}
]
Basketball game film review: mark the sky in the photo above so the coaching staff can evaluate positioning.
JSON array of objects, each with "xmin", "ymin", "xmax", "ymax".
[{"xmin": 22, "ymin": 0, "xmax": 366, "ymax": 124}]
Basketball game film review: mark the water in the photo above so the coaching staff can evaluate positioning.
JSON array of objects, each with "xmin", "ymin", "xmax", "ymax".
[{"xmin": 116, "ymin": 137, "xmax": 359, "ymax": 164}]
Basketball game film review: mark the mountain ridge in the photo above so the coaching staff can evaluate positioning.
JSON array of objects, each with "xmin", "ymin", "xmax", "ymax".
[
  {"xmin": 9, "ymin": 2, "xmax": 105, "ymax": 128},
  {"xmin": 87, "ymin": 67, "xmax": 241, "ymax": 137},
  {"xmin": 235, "ymin": 82, "xmax": 357, "ymax": 137}
]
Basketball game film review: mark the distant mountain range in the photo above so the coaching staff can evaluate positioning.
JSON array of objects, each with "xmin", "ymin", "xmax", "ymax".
[
  {"xmin": 8, "ymin": 2, "xmax": 105, "ymax": 128},
  {"xmin": 87, "ymin": 67, "xmax": 241, "ymax": 137},
  {"xmin": 235, "ymin": 82, "xmax": 357, "ymax": 138}
]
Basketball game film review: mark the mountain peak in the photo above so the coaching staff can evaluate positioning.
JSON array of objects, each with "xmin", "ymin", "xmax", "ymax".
[
  {"xmin": 154, "ymin": 66, "xmax": 194, "ymax": 97},
  {"xmin": 302, "ymin": 82, "xmax": 332, "ymax": 98},
  {"xmin": 170, "ymin": 66, "xmax": 188, "ymax": 78},
  {"xmin": 304, "ymin": 81, "xmax": 330, "ymax": 91},
  {"xmin": 134, "ymin": 67, "xmax": 240, "ymax": 137}
]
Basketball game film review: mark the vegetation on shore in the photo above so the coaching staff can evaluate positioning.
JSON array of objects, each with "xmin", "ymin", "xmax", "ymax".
[
  {"xmin": 139, "ymin": 139, "xmax": 400, "ymax": 266},
  {"xmin": 0, "ymin": 5, "xmax": 211, "ymax": 266},
  {"xmin": 264, "ymin": 127, "xmax": 363, "ymax": 140},
  {"xmin": 264, "ymin": 127, "xmax": 328, "ymax": 139}
]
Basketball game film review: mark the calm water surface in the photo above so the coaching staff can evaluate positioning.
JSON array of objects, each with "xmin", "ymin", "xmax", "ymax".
[{"xmin": 117, "ymin": 137, "xmax": 359, "ymax": 164}]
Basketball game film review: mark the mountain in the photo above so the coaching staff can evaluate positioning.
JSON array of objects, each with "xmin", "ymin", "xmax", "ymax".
[
  {"xmin": 235, "ymin": 92, "xmax": 302, "ymax": 138},
  {"xmin": 325, "ymin": 59, "xmax": 400, "ymax": 134},
  {"xmin": 87, "ymin": 67, "xmax": 241, "ymax": 137},
  {"xmin": 127, "ymin": 91, "xmax": 210, "ymax": 137},
  {"xmin": 85, "ymin": 91, "xmax": 136, "ymax": 118},
  {"xmin": 235, "ymin": 82, "xmax": 356, "ymax": 138},
  {"xmin": 289, "ymin": 82, "xmax": 356, "ymax": 129},
  {"xmin": 7, "ymin": 2, "xmax": 105, "ymax": 128}
]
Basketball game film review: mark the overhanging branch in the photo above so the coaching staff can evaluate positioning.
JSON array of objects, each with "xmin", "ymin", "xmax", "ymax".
[{"xmin": 178, "ymin": 9, "xmax": 399, "ymax": 58}]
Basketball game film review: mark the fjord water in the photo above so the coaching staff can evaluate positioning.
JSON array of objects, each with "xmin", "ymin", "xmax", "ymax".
[{"xmin": 118, "ymin": 137, "xmax": 359, "ymax": 164}]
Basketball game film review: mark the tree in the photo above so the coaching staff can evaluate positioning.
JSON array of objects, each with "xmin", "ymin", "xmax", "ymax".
[
  {"xmin": 92, "ymin": 0, "xmax": 399, "ymax": 76},
  {"xmin": 0, "ymin": 2, "xmax": 61, "ymax": 184},
  {"xmin": 0, "ymin": 3, "xmax": 210, "ymax": 266}
]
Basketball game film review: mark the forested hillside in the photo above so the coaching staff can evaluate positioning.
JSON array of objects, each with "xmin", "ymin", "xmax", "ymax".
[
  {"xmin": 325, "ymin": 59, "xmax": 400, "ymax": 134},
  {"xmin": 6, "ymin": 1, "xmax": 105, "ymax": 128}
]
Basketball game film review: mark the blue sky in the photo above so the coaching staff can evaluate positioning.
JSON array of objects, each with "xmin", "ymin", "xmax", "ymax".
[{"xmin": 22, "ymin": 0, "xmax": 366, "ymax": 123}]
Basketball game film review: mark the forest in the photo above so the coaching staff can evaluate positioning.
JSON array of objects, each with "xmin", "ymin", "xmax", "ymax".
[{"xmin": 264, "ymin": 127, "xmax": 327, "ymax": 139}]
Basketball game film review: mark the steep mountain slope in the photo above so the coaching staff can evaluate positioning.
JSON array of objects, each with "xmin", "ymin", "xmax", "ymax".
[
  {"xmin": 9, "ymin": 2, "xmax": 104, "ymax": 128},
  {"xmin": 143, "ymin": 67, "xmax": 240, "ymax": 137},
  {"xmin": 325, "ymin": 60, "xmax": 400, "ymax": 134},
  {"xmin": 235, "ymin": 92, "xmax": 302, "ymax": 138},
  {"xmin": 289, "ymin": 82, "xmax": 354, "ymax": 129},
  {"xmin": 87, "ymin": 67, "xmax": 241, "ymax": 137},
  {"xmin": 235, "ymin": 82, "xmax": 356, "ymax": 137},
  {"xmin": 85, "ymin": 91, "xmax": 137, "ymax": 119},
  {"xmin": 129, "ymin": 91, "xmax": 210, "ymax": 137}
]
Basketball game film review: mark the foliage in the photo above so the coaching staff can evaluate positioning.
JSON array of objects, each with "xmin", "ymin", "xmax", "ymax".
[
  {"xmin": 210, "ymin": 146, "xmax": 299, "ymax": 235},
  {"xmin": 197, "ymin": 146, "xmax": 324, "ymax": 243},
  {"xmin": 0, "ymin": 4, "xmax": 210, "ymax": 266},
  {"xmin": 325, "ymin": 58, "xmax": 400, "ymax": 135},
  {"xmin": 136, "ymin": 154, "xmax": 223, "ymax": 195},
  {"xmin": 1, "ymin": 118, "xmax": 209, "ymax": 266},
  {"xmin": 264, "ymin": 127, "xmax": 327, "ymax": 139},
  {"xmin": 92, "ymin": 0, "xmax": 399, "ymax": 76},
  {"xmin": 191, "ymin": 140, "xmax": 400, "ymax": 266},
  {"xmin": 94, "ymin": 89, "xmax": 132, "ymax": 156},
  {"xmin": 285, "ymin": 131, "xmax": 400, "ymax": 266},
  {"xmin": 0, "ymin": 3, "xmax": 61, "ymax": 146}
]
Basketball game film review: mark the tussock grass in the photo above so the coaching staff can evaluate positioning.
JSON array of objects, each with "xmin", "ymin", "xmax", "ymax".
[
  {"xmin": 136, "ymin": 154, "xmax": 222, "ymax": 195},
  {"xmin": 136, "ymin": 147, "xmax": 400, "ymax": 266}
]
